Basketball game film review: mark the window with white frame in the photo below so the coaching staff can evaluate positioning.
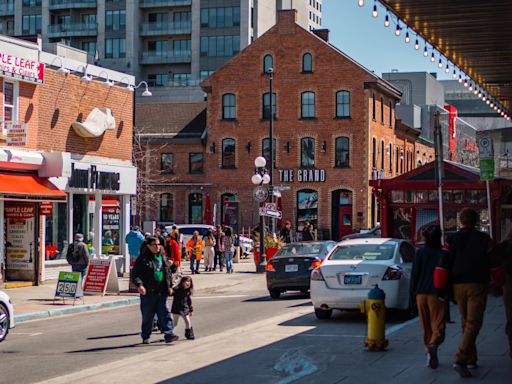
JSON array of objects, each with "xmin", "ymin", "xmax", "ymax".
[{"xmin": 3, "ymin": 81, "xmax": 18, "ymax": 135}]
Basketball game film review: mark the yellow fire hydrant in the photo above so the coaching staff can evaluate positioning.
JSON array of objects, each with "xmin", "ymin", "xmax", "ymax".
[{"xmin": 358, "ymin": 284, "xmax": 388, "ymax": 351}]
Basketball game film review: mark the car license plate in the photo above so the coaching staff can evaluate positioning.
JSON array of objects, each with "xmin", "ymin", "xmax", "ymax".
[
  {"xmin": 344, "ymin": 275, "xmax": 362, "ymax": 284},
  {"xmin": 285, "ymin": 265, "xmax": 298, "ymax": 273}
]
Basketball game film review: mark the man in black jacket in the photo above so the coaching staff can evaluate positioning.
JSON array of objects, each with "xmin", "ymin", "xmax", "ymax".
[
  {"xmin": 279, "ymin": 221, "xmax": 292, "ymax": 243},
  {"xmin": 132, "ymin": 236, "xmax": 178, "ymax": 344}
]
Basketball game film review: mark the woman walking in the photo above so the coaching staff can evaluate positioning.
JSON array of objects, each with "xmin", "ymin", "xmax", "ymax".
[
  {"xmin": 165, "ymin": 233, "xmax": 181, "ymax": 270},
  {"xmin": 171, "ymin": 276, "xmax": 195, "ymax": 340},
  {"xmin": 202, "ymin": 229, "xmax": 216, "ymax": 272},
  {"xmin": 186, "ymin": 231, "xmax": 203, "ymax": 274},
  {"xmin": 410, "ymin": 224, "xmax": 446, "ymax": 369},
  {"xmin": 223, "ymin": 227, "xmax": 235, "ymax": 274}
]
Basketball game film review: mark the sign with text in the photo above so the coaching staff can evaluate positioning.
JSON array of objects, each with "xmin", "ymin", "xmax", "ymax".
[
  {"xmin": 478, "ymin": 137, "xmax": 494, "ymax": 160},
  {"xmin": 83, "ymin": 257, "xmax": 119, "ymax": 296},
  {"xmin": 55, "ymin": 272, "xmax": 83, "ymax": 298},
  {"xmin": 5, "ymin": 204, "xmax": 35, "ymax": 271},
  {"xmin": 480, "ymin": 158, "xmax": 495, "ymax": 181},
  {"xmin": 40, "ymin": 202, "xmax": 53, "ymax": 216},
  {"xmin": 279, "ymin": 169, "xmax": 326, "ymax": 183},
  {"xmin": 0, "ymin": 53, "xmax": 45, "ymax": 84},
  {"xmin": 6, "ymin": 123, "xmax": 27, "ymax": 147}
]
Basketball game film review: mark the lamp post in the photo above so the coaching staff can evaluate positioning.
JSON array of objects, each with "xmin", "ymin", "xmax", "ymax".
[
  {"xmin": 252, "ymin": 156, "xmax": 270, "ymax": 273},
  {"xmin": 267, "ymin": 68, "xmax": 274, "ymax": 233}
]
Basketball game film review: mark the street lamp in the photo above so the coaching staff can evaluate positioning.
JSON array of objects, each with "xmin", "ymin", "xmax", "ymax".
[
  {"xmin": 266, "ymin": 67, "xmax": 275, "ymax": 233},
  {"xmin": 252, "ymin": 156, "xmax": 270, "ymax": 273}
]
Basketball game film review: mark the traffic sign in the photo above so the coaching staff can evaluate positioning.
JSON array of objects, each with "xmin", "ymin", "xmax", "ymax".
[
  {"xmin": 253, "ymin": 186, "xmax": 269, "ymax": 203},
  {"xmin": 265, "ymin": 209, "xmax": 282, "ymax": 219},
  {"xmin": 273, "ymin": 184, "xmax": 291, "ymax": 191},
  {"xmin": 259, "ymin": 207, "xmax": 266, "ymax": 216},
  {"xmin": 480, "ymin": 158, "xmax": 495, "ymax": 181},
  {"xmin": 478, "ymin": 138, "xmax": 494, "ymax": 160},
  {"xmin": 265, "ymin": 203, "xmax": 277, "ymax": 211}
]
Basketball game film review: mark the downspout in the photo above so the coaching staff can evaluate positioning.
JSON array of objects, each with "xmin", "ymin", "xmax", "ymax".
[{"xmin": 371, "ymin": 180, "xmax": 388, "ymax": 237}]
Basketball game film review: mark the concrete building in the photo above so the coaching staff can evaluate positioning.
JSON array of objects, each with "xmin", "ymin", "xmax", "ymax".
[{"xmin": 5, "ymin": 0, "xmax": 321, "ymax": 103}]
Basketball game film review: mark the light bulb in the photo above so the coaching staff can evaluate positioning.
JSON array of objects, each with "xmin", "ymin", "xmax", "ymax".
[
  {"xmin": 452, "ymin": 70, "xmax": 457, "ymax": 79},
  {"xmin": 424, "ymin": 46, "xmax": 428, "ymax": 57},
  {"xmin": 438, "ymin": 59, "xmax": 443, "ymax": 68},
  {"xmin": 395, "ymin": 25, "xmax": 401, "ymax": 36},
  {"xmin": 508, "ymin": 117, "xmax": 510, "ymax": 121},
  {"xmin": 487, "ymin": 99, "xmax": 490, "ymax": 105},
  {"xmin": 445, "ymin": 64, "xmax": 450, "ymax": 73},
  {"xmin": 491, "ymin": 102, "xmax": 494, "ymax": 107},
  {"xmin": 251, "ymin": 174, "xmax": 262, "ymax": 185},
  {"xmin": 262, "ymin": 174, "xmax": 271, "ymax": 184},
  {"xmin": 494, "ymin": 106, "xmax": 498, "ymax": 110},
  {"xmin": 384, "ymin": 15, "xmax": 389, "ymax": 27},
  {"xmin": 498, "ymin": 108, "xmax": 501, "ymax": 113},
  {"xmin": 372, "ymin": 5, "xmax": 378, "ymax": 17},
  {"xmin": 359, "ymin": 0, "xmax": 364, "ymax": 6},
  {"xmin": 469, "ymin": 83, "xmax": 473, "ymax": 91},
  {"xmin": 482, "ymin": 95, "xmax": 486, "ymax": 101},
  {"xmin": 458, "ymin": 75, "xmax": 462, "ymax": 83},
  {"xmin": 473, "ymin": 88, "xmax": 478, "ymax": 95},
  {"xmin": 431, "ymin": 52, "xmax": 435, "ymax": 62},
  {"xmin": 405, "ymin": 32, "xmax": 410, "ymax": 42},
  {"xmin": 501, "ymin": 111, "xmax": 505, "ymax": 116},
  {"xmin": 464, "ymin": 79, "xmax": 468, "ymax": 87},
  {"xmin": 415, "ymin": 39, "xmax": 419, "ymax": 50}
]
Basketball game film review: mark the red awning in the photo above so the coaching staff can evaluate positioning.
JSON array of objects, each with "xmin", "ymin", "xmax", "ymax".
[{"xmin": 0, "ymin": 173, "xmax": 66, "ymax": 200}]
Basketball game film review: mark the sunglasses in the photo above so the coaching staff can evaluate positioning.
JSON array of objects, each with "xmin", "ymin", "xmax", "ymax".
[{"xmin": 149, "ymin": 243, "xmax": 161, "ymax": 247}]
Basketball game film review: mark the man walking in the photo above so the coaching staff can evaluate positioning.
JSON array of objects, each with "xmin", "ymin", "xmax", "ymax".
[
  {"xmin": 435, "ymin": 208, "xmax": 494, "ymax": 377},
  {"xmin": 302, "ymin": 221, "xmax": 312, "ymax": 241},
  {"xmin": 280, "ymin": 221, "xmax": 292, "ymax": 243},
  {"xmin": 67, "ymin": 233, "xmax": 89, "ymax": 280},
  {"xmin": 126, "ymin": 226, "xmax": 144, "ymax": 261},
  {"xmin": 132, "ymin": 236, "xmax": 179, "ymax": 344},
  {"xmin": 213, "ymin": 225, "xmax": 225, "ymax": 271}
]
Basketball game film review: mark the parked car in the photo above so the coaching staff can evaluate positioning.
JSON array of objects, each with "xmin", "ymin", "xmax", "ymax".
[
  {"xmin": 310, "ymin": 238, "xmax": 416, "ymax": 319},
  {"xmin": 0, "ymin": 290, "xmax": 15, "ymax": 342},
  {"xmin": 266, "ymin": 241, "xmax": 337, "ymax": 299},
  {"xmin": 341, "ymin": 226, "xmax": 381, "ymax": 241}
]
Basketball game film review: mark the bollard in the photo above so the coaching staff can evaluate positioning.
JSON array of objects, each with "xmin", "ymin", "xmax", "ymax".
[{"xmin": 358, "ymin": 284, "xmax": 388, "ymax": 351}]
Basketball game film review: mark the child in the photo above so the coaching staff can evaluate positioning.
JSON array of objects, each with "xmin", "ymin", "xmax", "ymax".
[{"xmin": 171, "ymin": 276, "xmax": 195, "ymax": 340}]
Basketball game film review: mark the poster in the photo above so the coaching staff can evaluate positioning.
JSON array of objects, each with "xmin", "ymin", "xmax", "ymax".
[
  {"xmin": 83, "ymin": 259, "xmax": 110, "ymax": 294},
  {"xmin": 5, "ymin": 204, "xmax": 35, "ymax": 270}
]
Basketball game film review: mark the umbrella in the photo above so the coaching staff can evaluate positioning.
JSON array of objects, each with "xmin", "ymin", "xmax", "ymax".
[
  {"xmin": 204, "ymin": 194, "xmax": 212, "ymax": 225},
  {"xmin": 277, "ymin": 196, "xmax": 283, "ymax": 229}
]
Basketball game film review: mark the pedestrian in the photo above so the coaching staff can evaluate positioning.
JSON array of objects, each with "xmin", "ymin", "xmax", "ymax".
[
  {"xmin": 308, "ymin": 224, "xmax": 316, "ymax": 241},
  {"xmin": 223, "ymin": 227, "xmax": 235, "ymax": 274},
  {"xmin": 171, "ymin": 226, "xmax": 179, "ymax": 242},
  {"xmin": 213, "ymin": 224, "xmax": 225, "ymax": 272},
  {"xmin": 202, "ymin": 229, "xmax": 216, "ymax": 272},
  {"xmin": 141, "ymin": 232, "xmax": 151, "ymax": 254},
  {"xmin": 434, "ymin": 208, "xmax": 499, "ymax": 377},
  {"xmin": 171, "ymin": 276, "xmax": 195, "ymax": 340},
  {"xmin": 67, "ymin": 233, "xmax": 90, "ymax": 286},
  {"xmin": 155, "ymin": 228, "xmax": 166, "ymax": 250},
  {"xmin": 126, "ymin": 226, "xmax": 144, "ymax": 261},
  {"xmin": 165, "ymin": 233, "xmax": 181, "ymax": 269},
  {"xmin": 302, "ymin": 221, "xmax": 312, "ymax": 241},
  {"xmin": 280, "ymin": 221, "xmax": 292, "ymax": 243},
  {"xmin": 410, "ymin": 224, "xmax": 446, "ymax": 370},
  {"xmin": 160, "ymin": 224, "xmax": 169, "ymax": 239},
  {"xmin": 131, "ymin": 236, "xmax": 179, "ymax": 344},
  {"xmin": 186, "ymin": 231, "xmax": 203, "ymax": 274}
]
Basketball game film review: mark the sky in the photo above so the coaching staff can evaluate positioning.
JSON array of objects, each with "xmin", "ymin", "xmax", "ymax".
[{"xmin": 322, "ymin": 1, "xmax": 455, "ymax": 81}]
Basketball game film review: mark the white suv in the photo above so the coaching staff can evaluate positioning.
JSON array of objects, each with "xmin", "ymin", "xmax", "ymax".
[
  {"xmin": 166, "ymin": 224, "xmax": 214, "ymax": 259},
  {"xmin": 0, "ymin": 290, "xmax": 15, "ymax": 342}
]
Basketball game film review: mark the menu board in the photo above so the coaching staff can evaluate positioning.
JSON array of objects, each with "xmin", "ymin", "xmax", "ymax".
[
  {"xmin": 5, "ymin": 204, "xmax": 35, "ymax": 270},
  {"xmin": 83, "ymin": 257, "xmax": 119, "ymax": 296}
]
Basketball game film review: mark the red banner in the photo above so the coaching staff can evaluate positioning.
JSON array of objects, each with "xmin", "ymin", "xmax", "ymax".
[{"xmin": 83, "ymin": 259, "xmax": 111, "ymax": 294}]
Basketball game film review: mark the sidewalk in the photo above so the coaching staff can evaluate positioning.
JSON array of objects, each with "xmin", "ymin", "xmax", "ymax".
[
  {"xmin": 39, "ymin": 295, "xmax": 511, "ymax": 384},
  {"xmin": 9, "ymin": 260, "xmax": 259, "ymax": 323}
]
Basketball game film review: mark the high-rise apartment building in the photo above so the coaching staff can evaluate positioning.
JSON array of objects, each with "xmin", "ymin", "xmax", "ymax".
[{"xmin": 2, "ymin": 0, "xmax": 321, "ymax": 102}]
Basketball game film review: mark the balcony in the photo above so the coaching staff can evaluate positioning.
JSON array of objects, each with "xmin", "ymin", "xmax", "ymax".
[
  {"xmin": 139, "ymin": 50, "xmax": 191, "ymax": 64},
  {"xmin": 0, "ymin": 29, "xmax": 15, "ymax": 37},
  {"xmin": 0, "ymin": 2, "xmax": 14, "ymax": 16},
  {"xmin": 139, "ymin": 21, "xmax": 191, "ymax": 36},
  {"xmin": 47, "ymin": 23, "xmax": 97, "ymax": 38},
  {"xmin": 140, "ymin": 0, "xmax": 191, "ymax": 8},
  {"xmin": 49, "ymin": 0, "xmax": 97, "ymax": 10}
]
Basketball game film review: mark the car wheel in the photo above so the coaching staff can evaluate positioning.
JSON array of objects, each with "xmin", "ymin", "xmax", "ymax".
[
  {"xmin": 0, "ymin": 303, "xmax": 9, "ymax": 342},
  {"xmin": 270, "ymin": 290, "xmax": 281, "ymax": 299},
  {"xmin": 315, "ymin": 308, "xmax": 332, "ymax": 320}
]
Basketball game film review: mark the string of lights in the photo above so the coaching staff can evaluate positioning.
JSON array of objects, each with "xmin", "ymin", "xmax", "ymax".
[{"xmin": 358, "ymin": 0, "xmax": 511, "ymax": 121}]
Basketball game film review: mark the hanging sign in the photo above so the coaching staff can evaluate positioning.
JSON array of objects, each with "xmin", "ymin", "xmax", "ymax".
[
  {"xmin": 6, "ymin": 123, "xmax": 27, "ymax": 147},
  {"xmin": 83, "ymin": 257, "xmax": 119, "ymax": 296},
  {"xmin": 5, "ymin": 204, "xmax": 35, "ymax": 271},
  {"xmin": 0, "ymin": 53, "xmax": 45, "ymax": 84},
  {"xmin": 40, "ymin": 201, "xmax": 53, "ymax": 216},
  {"xmin": 253, "ymin": 186, "xmax": 269, "ymax": 203}
]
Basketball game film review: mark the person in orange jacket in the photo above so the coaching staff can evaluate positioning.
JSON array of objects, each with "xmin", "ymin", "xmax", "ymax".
[{"xmin": 186, "ymin": 231, "xmax": 203, "ymax": 274}]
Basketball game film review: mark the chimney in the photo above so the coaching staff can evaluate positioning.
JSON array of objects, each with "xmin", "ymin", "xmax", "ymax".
[
  {"xmin": 277, "ymin": 10, "xmax": 297, "ymax": 35},
  {"xmin": 312, "ymin": 29, "xmax": 329, "ymax": 42}
]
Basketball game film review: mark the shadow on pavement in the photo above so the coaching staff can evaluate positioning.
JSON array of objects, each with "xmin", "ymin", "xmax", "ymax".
[
  {"xmin": 87, "ymin": 333, "xmax": 140, "ymax": 340},
  {"xmin": 243, "ymin": 293, "xmax": 310, "ymax": 302},
  {"xmin": 67, "ymin": 341, "xmax": 171, "ymax": 353}
]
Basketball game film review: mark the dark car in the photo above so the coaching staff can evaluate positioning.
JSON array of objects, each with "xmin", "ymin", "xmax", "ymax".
[
  {"xmin": 341, "ymin": 226, "xmax": 381, "ymax": 241},
  {"xmin": 266, "ymin": 241, "xmax": 337, "ymax": 299}
]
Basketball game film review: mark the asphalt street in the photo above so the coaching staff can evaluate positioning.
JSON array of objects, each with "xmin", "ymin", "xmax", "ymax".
[{"xmin": 0, "ymin": 277, "xmax": 410, "ymax": 384}]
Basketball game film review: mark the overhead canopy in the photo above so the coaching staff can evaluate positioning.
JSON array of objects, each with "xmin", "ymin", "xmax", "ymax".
[
  {"xmin": 378, "ymin": 0, "xmax": 512, "ymax": 113},
  {"xmin": 0, "ymin": 173, "xmax": 67, "ymax": 202}
]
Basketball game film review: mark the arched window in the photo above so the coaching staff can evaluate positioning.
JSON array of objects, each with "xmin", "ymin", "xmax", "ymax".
[
  {"xmin": 381, "ymin": 141, "xmax": 385, "ymax": 170},
  {"xmin": 262, "ymin": 92, "xmax": 276, "ymax": 120},
  {"xmin": 336, "ymin": 91, "xmax": 350, "ymax": 117},
  {"xmin": 160, "ymin": 193, "xmax": 173, "ymax": 222},
  {"xmin": 380, "ymin": 97, "xmax": 384, "ymax": 123},
  {"xmin": 406, "ymin": 151, "xmax": 409, "ymax": 172},
  {"xmin": 263, "ymin": 54, "xmax": 273, "ymax": 73},
  {"xmin": 222, "ymin": 93, "xmax": 235, "ymax": 119},
  {"xmin": 262, "ymin": 138, "xmax": 276, "ymax": 167},
  {"xmin": 301, "ymin": 137, "xmax": 315, "ymax": 168},
  {"xmin": 301, "ymin": 92, "xmax": 315, "ymax": 118},
  {"xmin": 302, "ymin": 53, "xmax": 312, "ymax": 72},
  {"xmin": 372, "ymin": 93, "xmax": 376, "ymax": 120},
  {"xmin": 222, "ymin": 138, "xmax": 235, "ymax": 168},
  {"xmin": 372, "ymin": 138, "xmax": 376, "ymax": 168},
  {"xmin": 389, "ymin": 143, "xmax": 393, "ymax": 173},
  {"xmin": 335, "ymin": 137, "xmax": 349, "ymax": 168},
  {"xmin": 188, "ymin": 193, "xmax": 203, "ymax": 224}
]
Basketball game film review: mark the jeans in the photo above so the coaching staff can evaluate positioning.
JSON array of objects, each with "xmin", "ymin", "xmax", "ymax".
[
  {"xmin": 71, "ymin": 264, "xmax": 87, "ymax": 280},
  {"xmin": 214, "ymin": 251, "xmax": 224, "ymax": 269},
  {"xmin": 140, "ymin": 293, "xmax": 174, "ymax": 339},
  {"xmin": 224, "ymin": 252, "xmax": 234, "ymax": 272},
  {"xmin": 190, "ymin": 253, "xmax": 201, "ymax": 272}
]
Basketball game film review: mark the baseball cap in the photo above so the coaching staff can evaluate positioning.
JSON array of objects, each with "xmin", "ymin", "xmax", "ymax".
[{"xmin": 285, "ymin": 221, "xmax": 291, "ymax": 225}]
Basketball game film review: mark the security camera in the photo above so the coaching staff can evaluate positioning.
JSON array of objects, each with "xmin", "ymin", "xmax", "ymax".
[{"xmin": 267, "ymin": 68, "xmax": 274, "ymax": 73}]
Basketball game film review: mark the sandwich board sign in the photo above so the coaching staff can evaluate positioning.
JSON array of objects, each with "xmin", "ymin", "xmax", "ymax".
[
  {"xmin": 83, "ymin": 256, "xmax": 120, "ymax": 296},
  {"xmin": 54, "ymin": 271, "xmax": 83, "ymax": 305}
]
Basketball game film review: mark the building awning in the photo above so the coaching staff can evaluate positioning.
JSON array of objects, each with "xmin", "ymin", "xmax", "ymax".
[{"xmin": 0, "ymin": 173, "xmax": 67, "ymax": 202}]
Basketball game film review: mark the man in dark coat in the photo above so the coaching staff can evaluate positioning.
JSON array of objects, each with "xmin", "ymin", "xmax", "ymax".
[
  {"xmin": 132, "ymin": 236, "xmax": 178, "ymax": 344},
  {"xmin": 301, "ymin": 221, "xmax": 312, "ymax": 241},
  {"xmin": 279, "ymin": 221, "xmax": 292, "ymax": 243}
]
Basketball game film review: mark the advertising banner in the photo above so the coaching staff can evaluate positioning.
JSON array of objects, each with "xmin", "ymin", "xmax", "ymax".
[
  {"xmin": 83, "ymin": 257, "xmax": 119, "ymax": 296},
  {"xmin": 55, "ymin": 271, "xmax": 83, "ymax": 299},
  {"xmin": 5, "ymin": 204, "xmax": 35, "ymax": 271}
]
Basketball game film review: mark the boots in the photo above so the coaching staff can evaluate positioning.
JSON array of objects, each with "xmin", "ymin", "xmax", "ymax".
[{"xmin": 185, "ymin": 327, "xmax": 195, "ymax": 340}]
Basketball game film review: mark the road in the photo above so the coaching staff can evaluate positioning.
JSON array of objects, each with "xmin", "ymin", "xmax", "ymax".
[{"xmin": 0, "ymin": 277, "xmax": 410, "ymax": 384}]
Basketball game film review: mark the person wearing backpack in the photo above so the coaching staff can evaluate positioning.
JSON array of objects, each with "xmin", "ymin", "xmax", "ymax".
[{"xmin": 67, "ymin": 233, "xmax": 90, "ymax": 280}]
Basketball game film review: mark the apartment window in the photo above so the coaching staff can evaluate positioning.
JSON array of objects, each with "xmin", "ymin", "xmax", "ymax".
[
  {"xmin": 160, "ymin": 193, "xmax": 173, "ymax": 222},
  {"xmin": 301, "ymin": 138, "xmax": 315, "ymax": 168},
  {"xmin": 203, "ymin": 36, "xmax": 239, "ymax": 57},
  {"xmin": 262, "ymin": 138, "xmax": 276, "ymax": 167},
  {"xmin": 335, "ymin": 137, "xmax": 349, "ymax": 168},
  {"xmin": 22, "ymin": 15, "xmax": 41, "ymax": 35},
  {"xmin": 172, "ymin": 73, "xmax": 191, "ymax": 86},
  {"xmin": 301, "ymin": 92, "xmax": 315, "ymax": 118},
  {"xmin": 105, "ymin": 39, "xmax": 126, "ymax": 58},
  {"xmin": 201, "ymin": 9, "xmax": 209, "ymax": 27},
  {"xmin": 389, "ymin": 143, "xmax": 393, "ymax": 173},
  {"xmin": 222, "ymin": 139, "xmax": 236, "ymax": 168},
  {"xmin": 174, "ymin": 11, "xmax": 191, "ymax": 21},
  {"xmin": 263, "ymin": 55, "xmax": 273, "ymax": 73},
  {"xmin": 200, "ymin": 70, "xmax": 214, "ymax": 81},
  {"xmin": 372, "ymin": 94, "xmax": 376, "ymax": 120},
  {"xmin": 82, "ymin": 14, "xmax": 97, "ymax": 25},
  {"xmin": 189, "ymin": 153, "xmax": 204, "ymax": 173},
  {"xmin": 372, "ymin": 138, "xmax": 376, "ymax": 168},
  {"xmin": 148, "ymin": 40, "xmax": 168, "ymax": 54},
  {"xmin": 82, "ymin": 41, "xmax": 97, "ymax": 56},
  {"xmin": 263, "ymin": 93, "xmax": 276, "ymax": 120},
  {"xmin": 149, "ymin": 13, "xmax": 168, "ymax": 23},
  {"xmin": 303, "ymin": 53, "xmax": 312, "ymax": 72},
  {"xmin": 202, "ymin": 7, "xmax": 239, "ymax": 28},
  {"xmin": 381, "ymin": 141, "xmax": 385, "ymax": 170},
  {"xmin": 320, "ymin": 18, "xmax": 321, "ymax": 26},
  {"xmin": 381, "ymin": 97, "xmax": 384, "ymax": 123},
  {"xmin": 336, "ymin": 91, "xmax": 350, "ymax": 117},
  {"xmin": 309, "ymin": 11, "xmax": 311, "ymax": 20},
  {"xmin": 389, "ymin": 101, "xmax": 393, "ymax": 126},
  {"xmin": 23, "ymin": 0, "xmax": 41, "ymax": 5},
  {"xmin": 148, "ymin": 74, "xmax": 168, "ymax": 87},
  {"xmin": 106, "ymin": 10, "xmax": 126, "ymax": 30},
  {"xmin": 3, "ymin": 81, "xmax": 17, "ymax": 133},
  {"xmin": 173, "ymin": 40, "xmax": 191, "ymax": 55},
  {"xmin": 233, "ymin": 7, "xmax": 240, "ymax": 26},
  {"xmin": 161, "ymin": 153, "xmax": 173, "ymax": 173},
  {"xmin": 222, "ymin": 94, "xmax": 236, "ymax": 120}
]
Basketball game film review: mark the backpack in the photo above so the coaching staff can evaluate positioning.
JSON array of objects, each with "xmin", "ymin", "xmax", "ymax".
[{"xmin": 66, "ymin": 242, "xmax": 80, "ymax": 264}]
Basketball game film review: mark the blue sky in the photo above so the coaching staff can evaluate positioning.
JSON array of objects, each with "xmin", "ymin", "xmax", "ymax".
[{"xmin": 323, "ymin": 1, "xmax": 454, "ymax": 81}]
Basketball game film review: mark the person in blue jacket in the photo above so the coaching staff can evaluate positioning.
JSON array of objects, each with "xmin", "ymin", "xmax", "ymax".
[{"xmin": 126, "ymin": 226, "xmax": 145, "ymax": 260}]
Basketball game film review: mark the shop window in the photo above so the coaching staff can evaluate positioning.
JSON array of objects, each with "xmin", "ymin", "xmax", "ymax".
[
  {"xmin": 303, "ymin": 53, "xmax": 312, "ymax": 72},
  {"xmin": 478, "ymin": 191, "xmax": 488, "ymax": 204},
  {"xmin": 466, "ymin": 190, "xmax": 478, "ymax": 204},
  {"xmin": 161, "ymin": 153, "xmax": 173, "ymax": 173},
  {"xmin": 429, "ymin": 190, "xmax": 439, "ymax": 203},
  {"xmin": 222, "ymin": 94, "xmax": 236, "ymax": 120},
  {"xmin": 392, "ymin": 207, "xmax": 411, "ymax": 242},
  {"xmin": 189, "ymin": 153, "xmax": 203, "ymax": 173},
  {"xmin": 297, "ymin": 189, "xmax": 318, "ymax": 233},
  {"xmin": 335, "ymin": 137, "xmax": 349, "ymax": 168},
  {"xmin": 263, "ymin": 55, "xmax": 273, "ymax": 73},
  {"xmin": 372, "ymin": 138, "xmax": 376, "ymax": 168},
  {"xmin": 44, "ymin": 203, "xmax": 68, "ymax": 260},
  {"xmin": 391, "ymin": 190, "xmax": 403, "ymax": 203},
  {"xmin": 380, "ymin": 97, "xmax": 384, "ymax": 123},
  {"xmin": 301, "ymin": 92, "xmax": 315, "ymax": 118},
  {"xmin": 301, "ymin": 137, "xmax": 315, "ymax": 168},
  {"xmin": 3, "ymin": 81, "xmax": 17, "ymax": 134},
  {"xmin": 443, "ymin": 190, "xmax": 453, "ymax": 203},
  {"xmin": 160, "ymin": 193, "xmax": 173, "ymax": 222},
  {"xmin": 189, "ymin": 193, "xmax": 203, "ymax": 224},
  {"xmin": 454, "ymin": 190, "xmax": 464, "ymax": 204},
  {"xmin": 262, "ymin": 138, "xmax": 276, "ymax": 168},
  {"xmin": 222, "ymin": 138, "xmax": 236, "ymax": 168},
  {"xmin": 262, "ymin": 93, "xmax": 276, "ymax": 120},
  {"xmin": 404, "ymin": 190, "xmax": 415, "ymax": 203},
  {"xmin": 336, "ymin": 91, "xmax": 350, "ymax": 117},
  {"xmin": 417, "ymin": 190, "xmax": 428, "ymax": 203},
  {"xmin": 101, "ymin": 196, "xmax": 121, "ymax": 255}
]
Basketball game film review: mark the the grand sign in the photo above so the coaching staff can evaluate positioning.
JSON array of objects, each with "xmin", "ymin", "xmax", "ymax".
[
  {"xmin": 279, "ymin": 169, "xmax": 326, "ymax": 183},
  {"xmin": 0, "ymin": 53, "xmax": 44, "ymax": 84},
  {"xmin": 68, "ymin": 164, "xmax": 120, "ymax": 191}
]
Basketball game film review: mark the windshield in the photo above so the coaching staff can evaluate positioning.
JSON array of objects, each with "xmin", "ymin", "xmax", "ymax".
[
  {"xmin": 179, "ymin": 228, "xmax": 208, "ymax": 235},
  {"xmin": 275, "ymin": 244, "xmax": 323, "ymax": 257},
  {"xmin": 329, "ymin": 244, "xmax": 395, "ymax": 261}
]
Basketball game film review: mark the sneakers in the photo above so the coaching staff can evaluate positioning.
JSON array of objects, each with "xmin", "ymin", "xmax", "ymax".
[
  {"xmin": 230, "ymin": 269, "xmax": 234, "ymax": 274},
  {"xmin": 453, "ymin": 363, "xmax": 472, "ymax": 378},
  {"xmin": 165, "ymin": 334, "xmax": 179, "ymax": 343},
  {"xmin": 428, "ymin": 344, "xmax": 438, "ymax": 369},
  {"xmin": 426, "ymin": 353, "xmax": 431, "ymax": 367},
  {"xmin": 142, "ymin": 338, "xmax": 150, "ymax": 344},
  {"xmin": 195, "ymin": 270, "xmax": 200, "ymax": 274},
  {"xmin": 468, "ymin": 363, "xmax": 478, "ymax": 369},
  {"xmin": 185, "ymin": 328, "xmax": 195, "ymax": 340}
]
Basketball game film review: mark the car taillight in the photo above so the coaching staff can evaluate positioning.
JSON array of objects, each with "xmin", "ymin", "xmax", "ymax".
[
  {"xmin": 309, "ymin": 259, "xmax": 322, "ymax": 270},
  {"xmin": 382, "ymin": 266, "xmax": 403, "ymax": 280},
  {"xmin": 266, "ymin": 263, "xmax": 275, "ymax": 272},
  {"xmin": 311, "ymin": 267, "xmax": 324, "ymax": 281}
]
